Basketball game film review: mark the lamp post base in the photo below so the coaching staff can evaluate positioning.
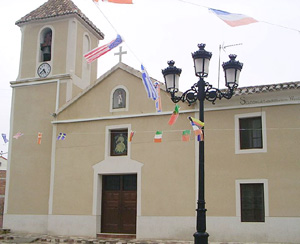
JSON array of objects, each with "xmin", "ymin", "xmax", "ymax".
[{"xmin": 194, "ymin": 231, "xmax": 209, "ymax": 244}]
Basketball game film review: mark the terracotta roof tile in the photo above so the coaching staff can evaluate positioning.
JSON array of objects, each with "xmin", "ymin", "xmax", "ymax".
[
  {"xmin": 15, "ymin": 0, "xmax": 104, "ymax": 39},
  {"xmin": 234, "ymin": 81, "xmax": 300, "ymax": 96}
]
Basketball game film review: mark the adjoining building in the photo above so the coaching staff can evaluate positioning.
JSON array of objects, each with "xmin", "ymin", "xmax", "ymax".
[
  {"xmin": 4, "ymin": 0, "xmax": 300, "ymax": 243},
  {"xmin": 0, "ymin": 156, "xmax": 7, "ymax": 228}
]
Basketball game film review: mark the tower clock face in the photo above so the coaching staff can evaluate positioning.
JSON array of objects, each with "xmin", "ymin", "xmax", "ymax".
[{"xmin": 37, "ymin": 63, "xmax": 51, "ymax": 78}]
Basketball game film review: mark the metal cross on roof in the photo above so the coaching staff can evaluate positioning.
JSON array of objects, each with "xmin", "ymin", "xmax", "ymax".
[{"xmin": 114, "ymin": 46, "xmax": 127, "ymax": 63}]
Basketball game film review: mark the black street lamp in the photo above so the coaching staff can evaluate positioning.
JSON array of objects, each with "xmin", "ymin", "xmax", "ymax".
[{"xmin": 162, "ymin": 43, "xmax": 243, "ymax": 244}]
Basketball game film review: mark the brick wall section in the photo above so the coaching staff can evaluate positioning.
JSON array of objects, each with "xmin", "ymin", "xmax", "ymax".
[{"xmin": 0, "ymin": 170, "xmax": 6, "ymax": 228}]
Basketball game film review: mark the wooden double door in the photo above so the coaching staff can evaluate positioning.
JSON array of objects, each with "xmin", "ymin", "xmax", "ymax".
[{"xmin": 101, "ymin": 174, "xmax": 137, "ymax": 234}]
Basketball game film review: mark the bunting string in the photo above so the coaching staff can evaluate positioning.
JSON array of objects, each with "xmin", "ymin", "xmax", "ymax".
[
  {"xmin": 178, "ymin": 0, "xmax": 300, "ymax": 33},
  {"xmin": 92, "ymin": 1, "xmax": 142, "ymax": 64}
]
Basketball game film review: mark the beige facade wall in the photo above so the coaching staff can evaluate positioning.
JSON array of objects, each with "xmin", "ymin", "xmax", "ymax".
[
  {"xmin": 59, "ymin": 69, "xmax": 185, "ymax": 121},
  {"xmin": 52, "ymin": 115, "xmax": 196, "ymax": 216},
  {"xmin": 52, "ymin": 21, "xmax": 68, "ymax": 76},
  {"xmin": 53, "ymin": 67, "xmax": 196, "ymax": 217},
  {"xmin": 7, "ymin": 83, "xmax": 57, "ymax": 214},
  {"xmin": 19, "ymin": 24, "xmax": 38, "ymax": 79},
  {"xmin": 205, "ymin": 104, "xmax": 300, "ymax": 218}
]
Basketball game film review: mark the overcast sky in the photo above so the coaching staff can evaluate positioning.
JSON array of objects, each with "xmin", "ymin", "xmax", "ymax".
[{"xmin": 0, "ymin": 0, "xmax": 300, "ymax": 154}]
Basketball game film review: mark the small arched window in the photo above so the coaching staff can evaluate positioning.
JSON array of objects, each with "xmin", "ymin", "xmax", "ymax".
[
  {"xmin": 82, "ymin": 34, "xmax": 91, "ymax": 86},
  {"xmin": 40, "ymin": 28, "xmax": 52, "ymax": 62},
  {"xmin": 112, "ymin": 88, "xmax": 126, "ymax": 109}
]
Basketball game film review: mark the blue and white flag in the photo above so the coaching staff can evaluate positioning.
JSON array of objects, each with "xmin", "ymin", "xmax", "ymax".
[
  {"xmin": 1, "ymin": 133, "xmax": 8, "ymax": 143},
  {"xmin": 57, "ymin": 133, "xmax": 67, "ymax": 140},
  {"xmin": 141, "ymin": 64, "xmax": 158, "ymax": 100}
]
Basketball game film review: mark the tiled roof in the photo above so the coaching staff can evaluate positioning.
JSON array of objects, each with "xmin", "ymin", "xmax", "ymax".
[
  {"xmin": 234, "ymin": 81, "xmax": 300, "ymax": 96},
  {"xmin": 15, "ymin": 0, "xmax": 104, "ymax": 39}
]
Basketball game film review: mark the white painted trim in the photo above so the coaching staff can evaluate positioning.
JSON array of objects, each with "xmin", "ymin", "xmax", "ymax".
[
  {"xmin": 11, "ymin": 79, "xmax": 61, "ymax": 88},
  {"xmin": 47, "ymin": 215, "xmax": 96, "ymax": 237},
  {"xmin": 109, "ymin": 85, "xmax": 129, "ymax": 112},
  {"xmin": 17, "ymin": 26, "xmax": 25, "ymax": 80},
  {"xmin": 137, "ymin": 216, "xmax": 195, "ymax": 240},
  {"xmin": 4, "ymin": 214, "xmax": 300, "ymax": 242},
  {"xmin": 66, "ymin": 19, "xmax": 77, "ymax": 78},
  {"xmin": 55, "ymin": 80, "xmax": 60, "ymax": 112},
  {"xmin": 235, "ymin": 179, "xmax": 269, "ymax": 218},
  {"xmin": 3, "ymin": 214, "xmax": 48, "ymax": 233},
  {"xmin": 92, "ymin": 158, "xmax": 143, "ymax": 234},
  {"xmin": 207, "ymin": 216, "xmax": 300, "ymax": 243},
  {"xmin": 235, "ymin": 111, "xmax": 267, "ymax": 154},
  {"xmin": 205, "ymin": 99, "xmax": 300, "ymax": 111},
  {"xmin": 52, "ymin": 109, "xmax": 196, "ymax": 124},
  {"xmin": 81, "ymin": 32, "xmax": 91, "ymax": 89},
  {"xmin": 48, "ymin": 124, "xmax": 57, "ymax": 215}
]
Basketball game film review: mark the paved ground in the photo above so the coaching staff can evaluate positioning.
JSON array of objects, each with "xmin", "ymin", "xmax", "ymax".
[
  {"xmin": 0, "ymin": 232, "xmax": 194, "ymax": 244},
  {"xmin": 0, "ymin": 232, "xmax": 291, "ymax": 244}
]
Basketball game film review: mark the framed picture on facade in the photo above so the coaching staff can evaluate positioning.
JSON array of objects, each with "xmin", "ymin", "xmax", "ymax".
[{"xmin": 110, "ymin": 129, "xmax": 128, "ymax": 156}]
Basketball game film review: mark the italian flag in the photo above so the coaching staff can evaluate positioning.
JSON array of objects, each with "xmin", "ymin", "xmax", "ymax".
[
  {"xmin": 182, "ymin": 130, "xmax": 191, "ymax": 142},
  {"xmin": 154, "ymin": 131, "xmax": 163, "ymax": 143}
]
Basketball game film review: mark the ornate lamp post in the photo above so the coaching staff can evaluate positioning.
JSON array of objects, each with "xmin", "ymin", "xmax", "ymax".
[{"xmin": 162, "ymin": 43, "xmax": 243, "ymax": 244}]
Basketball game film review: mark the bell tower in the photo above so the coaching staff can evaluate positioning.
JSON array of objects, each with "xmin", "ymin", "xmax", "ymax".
[
  {"xmin": 14, "ymin": 0, "xmax": 104, "ymax": 99},
  {"xmin": 4, "ymin": 0, "xmax": 104, "ymax": 230}
]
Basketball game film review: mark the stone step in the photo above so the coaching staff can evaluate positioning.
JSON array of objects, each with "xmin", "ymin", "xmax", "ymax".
[{"xmin": 97, "ymin": 233, "xmax": 136, "ymax": 239}]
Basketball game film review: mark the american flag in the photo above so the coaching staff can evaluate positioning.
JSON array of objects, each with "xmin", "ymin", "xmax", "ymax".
[{"xmin": 84, "ymin": 35, "xmax": 123, "ymax": 63}]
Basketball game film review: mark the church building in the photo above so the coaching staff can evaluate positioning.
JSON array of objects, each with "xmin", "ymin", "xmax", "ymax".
[{"xmin": 4, "ymin": 0, "xmax": 300, "ymax": 243}]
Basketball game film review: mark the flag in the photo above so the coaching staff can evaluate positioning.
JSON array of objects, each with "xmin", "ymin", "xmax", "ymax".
[
  {"xmin": 209, "ymin": 8, "xmax": 258, "ymax": 27},
  {"xmin": 154, "ymin": 82, "xmax": 162, "ymax": 112},
  {"xmin": 1, "ymin": 134, "xmax": 8, "ymax": 143},
  {"xmin": 190, "ymin": 121, "xmax": 203, "ymax": 136},
  {"xmin": 13, "ymin": 132, "xmax": 24, "ymax": 139},
  {"xmin": 84, "ymin": 34, "xmax": 123, "ymax": 63},
  {"xmin": 141, "ymin": 64, "xmax": 158, "ymax": 100},
  {"xmin": 189, "ymin": 117, "xmax": 204, "ymax": 128},
  {"xmin": 37, "ymin": 132, "xmax": 42, "ymax": 145},
  {"xmin": 100, "ymin": 0, "xmax": 133, "ymax": 3},
  {"xmin": 128, "ymin": 131, "xmax": 135, "ymax": 142},
  {"xmin": 197, "ymin": 131, "xmax": 204, "ymax": 141},
  {"xmin": 182, "ymin": 130, "xmax": 191, "ymax": 142},
  {"xmin": 57, "ymin": 133, "xmax": 66, "ymax": 140},
  {"xmin": 168, "ymin": 104, "xmax": 180, "ymax": 125},
  {"xmin": 154, "ymin": 131, "xmax": 163, "ymax": 143}
]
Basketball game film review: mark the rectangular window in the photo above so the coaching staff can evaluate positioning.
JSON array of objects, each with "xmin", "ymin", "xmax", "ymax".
[
  {"xmin": 235, "ymin": 112, "xmax": 267, "ymax": 154},
  {"xmin": 240, "ymin": 183, "xmax": 265, "ymax": 222},
  {"xmin": 239, "ymin": 117, "xmax": 262, "ymax": 149},
  {"xmin": 110, "ymin": 129, "xmax": 128, "ymax": 156}
]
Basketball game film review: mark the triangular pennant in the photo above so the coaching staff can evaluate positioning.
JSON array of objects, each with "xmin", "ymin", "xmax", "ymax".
[
  {"xmin": 37, "ymin": 132, "xmax": 42, "ymax": 145},
  {"xmin": 168, "ymin": 104, "xmax": 180, "ymax": 125}
]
